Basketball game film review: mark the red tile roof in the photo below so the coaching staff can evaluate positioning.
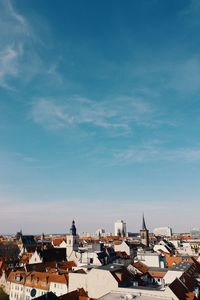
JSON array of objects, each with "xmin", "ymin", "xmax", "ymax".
[
  {"xmin": 7, "ymin": 271, "xmax": 68, "ymax": 290},
  {"xmin": 132, "ymin": 261, "xmax": 149, "ymax": 274},
  {"xmin": 59, "ymin": 288, "xmax": 88, "ymax": 300},
  {"xmin": 169, "ymin": 257, "xmax": 200, "ymax": 300}
]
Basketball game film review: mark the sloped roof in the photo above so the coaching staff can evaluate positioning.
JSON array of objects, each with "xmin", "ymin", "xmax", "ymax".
[
  {"xmin": 7, "ymin": 271, "xmax": 68, "ymax": 290},
  {"xmin": 21, "ymin": 235, "xmax": 36, "ymax": 245},
  {"xmin": 59, "ymin": 288, "xmax": 88, "ymax": 300},
  {"xmin": 58, "ymin": 261, "xmax": 76, "ymax": 269},
  {"xmin": 35, "ymin": 292, "xmax": 58, "ymax": 300},
  {"xmin": 26, "ymin": 261, "xmax": 57, "ymax": 273},
  {"xmin": 132, "ymin": 261, "xmax": 149, "ymax": 274},
  {"xmin": 73, "ymin": 269, "xmax": 86, "ymax": 274},
  {"xmin": 37, "ymin": 248, "xmax": 66, "ymax": 262},
  {"xmin": 169, "ymin": 257, "xmax": 200, "ymax": 300},
  {"xmin": 52, "ymin": 238, "xmax": 66, "ymax": 247}
]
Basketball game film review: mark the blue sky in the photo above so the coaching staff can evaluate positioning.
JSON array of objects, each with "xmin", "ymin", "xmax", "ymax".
[{"xmin": 1, "ymin": 0, "xmax": 200, "ymax": 234}]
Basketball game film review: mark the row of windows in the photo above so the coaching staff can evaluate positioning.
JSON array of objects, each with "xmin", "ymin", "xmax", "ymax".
[
  {"xmin": 10, "ymin": 292, "xmax": 23, "ymax": 300},
  {"xmin": 53, "ymin": 283, "xmax": 65, "ymax": 289},
  {"xmin": 10, "ymin": 284, "xmax": 66, "ymax": 299},
  {"xmin": 10, "ymin": 288, "xmax": 46, "ymax": 299},
  {"xmin": 11, "ymin": 284, "xmax": 23, "ymax": 291}
]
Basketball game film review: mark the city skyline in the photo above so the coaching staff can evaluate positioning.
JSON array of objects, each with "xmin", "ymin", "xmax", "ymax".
[{"xmin": 1, "ymin": 0, "xmax": 200, "ymax": 233}]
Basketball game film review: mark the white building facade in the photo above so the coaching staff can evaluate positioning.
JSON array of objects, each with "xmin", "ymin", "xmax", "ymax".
[
  {"xmin": 153, "ymin": 227, "xmax": 172, "ymax": 237},
  {"xmin": 114, "ymin": 220, "xmax": 126, "ymax": 237}
]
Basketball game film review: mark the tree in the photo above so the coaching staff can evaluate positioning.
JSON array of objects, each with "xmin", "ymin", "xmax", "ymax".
[{"xmin": 0, "ymin": 287, "xmax": 9, "ymax": 300}]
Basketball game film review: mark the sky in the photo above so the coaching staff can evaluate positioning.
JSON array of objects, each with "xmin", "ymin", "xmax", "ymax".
[{"xmin": 1, "ymin": 0, "xmax": 200, "ymax": 234}]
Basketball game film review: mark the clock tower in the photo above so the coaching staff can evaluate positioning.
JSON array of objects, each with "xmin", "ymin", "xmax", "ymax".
[{"xmin": 66, "ymin": 220, "xmax": 79, "ymax": 259}]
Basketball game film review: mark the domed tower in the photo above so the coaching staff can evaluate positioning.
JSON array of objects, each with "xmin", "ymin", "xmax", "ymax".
[
  {"xmin": 66, "ymin": 220, "xmax": 79, "ymax": 259},
  {"xmin": 70, "ymin": 220, "xmax": 76, "ymax": 236},
  {"xmin": 140, "ymin": 214, "xmax": 149, "ymax": 247}
]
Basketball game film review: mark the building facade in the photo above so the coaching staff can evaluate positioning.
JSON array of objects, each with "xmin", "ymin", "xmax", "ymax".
[
  {"xmin": 114, "ymin": 220, "xmax": 126, "ymax": 237},
  {"xmin": 153, "ymin": 227, "xmax": 172, "ymax": 237}
]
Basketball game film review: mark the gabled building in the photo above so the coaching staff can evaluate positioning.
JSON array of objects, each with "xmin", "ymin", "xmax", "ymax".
[
  {"xmin": 8, "ymin": 270, "xmax": 68, "ymax": 299},
  {"xmin": 136, "ymin": 249, "xmax": 166, "ymax": 268},
  {"xmin": 114, "ymin": 241, "xmax": 141, "ymax": 259},
  {"xmin": 169, "ymin": 258, "xmax": 200, "ymax": 299},
  {"xmin": 29, "ymin": 248, "xmax": 66, "ymax": 264},
  {"xmin": 69, "ymin": 263, "xmax": 144, "ymax": 299},
  {"xmin": 18, "ymin": 234, "xmax": 37, "ymax": 256}
]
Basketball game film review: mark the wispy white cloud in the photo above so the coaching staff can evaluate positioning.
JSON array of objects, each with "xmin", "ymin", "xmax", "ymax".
[
  {"xmin": 0, "ymin": 0, "xmax": 29, "ymax": 39},
  {"xmin": 0, "ymin": 1, "xmax": 30, "ymax": 88},
  {"xmin": 113, "ymin": 144, "xmax": 200, "ymax": 164},
  {"xmin": 31, "ymin": 96, "xmax": 155, "ymax": 133},
  {"xmin": 4, "ymin": 0, "xmax": 28, "ymax": 31},
  {"xmin": 47, "ymin": 59, "xmax": 64, "ymax": 85},
  {"xmin": 0, "ymin": 45, "xmax": 23, "ymax": 89},
  {"xmin": 0, "ymin": 0, "xmax": 52, "ymax": 89}
]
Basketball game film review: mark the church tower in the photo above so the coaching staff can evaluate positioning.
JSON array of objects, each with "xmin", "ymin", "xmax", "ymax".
[
  {"xmin": 66, "ymin": 220, "xmax": 79, "ymax": 259},
  {"xmin": 140, "ymin": 214, "xmax": 149, "ymax": 247}
]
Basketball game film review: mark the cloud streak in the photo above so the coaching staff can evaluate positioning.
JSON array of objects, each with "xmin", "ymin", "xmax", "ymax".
[
  {"xmin": 31, "ymin": 96, "xmax": 155, "ymax": 134},
  {"xmin": 113, "ymin": 144, "xmax": 200, "ymax": 164},
  {"xmin": 0, "ymin": 45, "xmax": 23, "ymax": 89},
  {"xmin": 0, "ymin": 1, "xmax": 29, "ymax": 88},
  {"xmin": 0, "ymin": 0, "xmax": 51, "ymax": 89}
]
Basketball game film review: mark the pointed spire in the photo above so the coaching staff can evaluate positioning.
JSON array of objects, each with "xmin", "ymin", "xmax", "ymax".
[{"xmin": 142, "ymin": 214, "xmax": 147, "ymax": 230}]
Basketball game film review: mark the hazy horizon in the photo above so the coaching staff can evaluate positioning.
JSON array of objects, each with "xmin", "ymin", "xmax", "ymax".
[{"xmin": 1, "ymin": 0, "xmax": 200, "ymax": 234}]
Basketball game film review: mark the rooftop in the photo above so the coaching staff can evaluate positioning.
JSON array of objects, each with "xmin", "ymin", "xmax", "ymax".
[
  {"xmin": 171, "ymin": 262, "xmax": 192, "ymax": 271},
  {"xmin": 97, "ymin": 264, "xmax": 124, "ymax": 272},
  {"xmin": 99, "ymin": 291, "xmax": 172, "ymax": 300}
]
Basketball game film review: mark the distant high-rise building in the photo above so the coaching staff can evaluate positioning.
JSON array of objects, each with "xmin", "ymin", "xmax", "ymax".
[
  {"xmin": 114, "ymin": 220, "xmax": 126, "ymax": 237},
  {"xmin": 95, "ymin": 228, "xmax": 105, "ymax": 237},
  {"xmin": 153, "ymin": 227, "xmax": 172, "ymax": 237},
  {"xmin": 140, "ymin": 214, "xmax": 149, "ymax": 247}
]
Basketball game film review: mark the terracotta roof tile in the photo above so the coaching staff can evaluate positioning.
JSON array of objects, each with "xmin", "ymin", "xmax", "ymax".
[
  {"xmin": 7, "ymin": 271, "xmax": 68, "ymax": 291},
  {"xmin": 59, "ymin": 288, "xmax": 88, "ymax": 300},
  {"xmin": 132, "ymin": 261, "xmax": 149, "ymax": 273}
]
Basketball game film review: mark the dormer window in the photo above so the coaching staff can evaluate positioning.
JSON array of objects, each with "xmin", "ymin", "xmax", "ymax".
[{"xmin": 15, "ymin": 275, "xmax": 21, "ymax": 281}]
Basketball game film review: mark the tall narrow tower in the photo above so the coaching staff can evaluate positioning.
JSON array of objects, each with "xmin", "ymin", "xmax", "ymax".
[
  {"xmin": 66, "ymin": 220, "xmax": 79, "ymax": 259},
  {"xmin": 140, "ymin": 214, "xmax": 149, "ymax": 247}
]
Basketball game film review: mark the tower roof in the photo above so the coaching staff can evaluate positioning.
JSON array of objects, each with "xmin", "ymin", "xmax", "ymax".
[
  {"xmin": 70, "ymin": 220, "xmax": 77, "ymax": 236},
  {"xmin": 142, "ymin": 214, "xmax": 147, "ymax": 230}
]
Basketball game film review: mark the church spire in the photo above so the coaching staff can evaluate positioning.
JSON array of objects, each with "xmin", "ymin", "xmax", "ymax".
[
  {"xmin": 70, "ymin": 220, "xmax": 77, "ymax": 236},
  {"xmin": 142, "ymin": 213, "xmax": 147, "ymax": 230},
  {"xmin": 140, "ymin": 214, "xmax": 149, "ymax": 248}
]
